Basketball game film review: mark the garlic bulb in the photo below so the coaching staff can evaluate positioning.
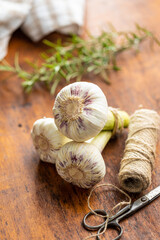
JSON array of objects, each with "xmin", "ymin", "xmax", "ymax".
[
  {"xmin": 31, "ymin": 118, "xmax": 70, "ymax": 163},
  {"xmin": 56, "ymin": 131, "xmax": 112, "ymax": 188},
  {"xmin": 56, "ymin": 142, "xmax": 106, "ymax": 188},
  {"xmin": 53, "ymin": 82, "xmax": 108, "ymax": 142}
]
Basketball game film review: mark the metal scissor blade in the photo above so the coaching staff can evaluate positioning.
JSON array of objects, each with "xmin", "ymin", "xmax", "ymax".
[
  {"xmin": 145, "ymin": 185, "xmax": 160, "ymax": 202},
  {"xmin": 116, "ymin": 186, "xmax": 160, "ymax": 222}
]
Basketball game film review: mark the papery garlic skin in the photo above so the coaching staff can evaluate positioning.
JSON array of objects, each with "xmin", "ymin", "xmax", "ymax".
[
  {"xmin": 56, "ymin": 141, "xmax": 106, "ymax": 188},
  {"xmin": 31, "ymin": 118, "xmax": 70, "ymax": 163},
  {"xmin": 53, "ymin": 82, "xmax": 108, "ymax": 142}
]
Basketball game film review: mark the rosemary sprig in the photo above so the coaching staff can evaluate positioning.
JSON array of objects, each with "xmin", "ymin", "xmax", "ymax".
[{"xmin": 0, "ymin": 24, "xmax": 159, "ymax": 94}]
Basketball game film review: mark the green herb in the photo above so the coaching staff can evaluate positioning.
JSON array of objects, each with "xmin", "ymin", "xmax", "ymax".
[{"xmin": 0, "ymin": 24, "xmax": 159, "ymax": 94}]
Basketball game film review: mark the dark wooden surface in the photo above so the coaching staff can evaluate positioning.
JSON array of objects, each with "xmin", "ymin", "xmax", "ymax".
[{"xmin": 0, "ymin": 0, "xmax": 160, "ymax": 239}]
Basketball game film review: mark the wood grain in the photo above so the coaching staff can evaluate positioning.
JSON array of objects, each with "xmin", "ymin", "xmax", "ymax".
[{"xmin": 0, "ymin": 0, "xmax": 160, "ymax": 239}]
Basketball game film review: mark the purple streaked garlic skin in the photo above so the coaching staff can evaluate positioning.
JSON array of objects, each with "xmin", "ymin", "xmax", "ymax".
[
  {"xmin": 53, "ymin": 82, "xmax": 108, "ymax": 142},
  {"xmin": 56, "ymin": 141, "xmax": 106, "ymax": 188},
  {"xmin": 31, "ymin": 118, "xmax": 71, "ymax": 163}
]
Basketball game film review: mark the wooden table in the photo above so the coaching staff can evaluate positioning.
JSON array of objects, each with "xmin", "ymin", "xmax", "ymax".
[{"xmin": 0, "ymin": 0, "xmax": 160, "ymax": 239}]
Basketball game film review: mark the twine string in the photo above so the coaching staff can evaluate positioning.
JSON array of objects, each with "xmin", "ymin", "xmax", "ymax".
[
  {"xmin": 108, "ymin": 107, "xmax": 124, "ymax": 136},
  {"xmin": 83, "ymin": 183, "xmax": 131, "ymax": 240},
  {"xmin": 119, "ymin": 109, "xmax": 160, "ymax": 193}
]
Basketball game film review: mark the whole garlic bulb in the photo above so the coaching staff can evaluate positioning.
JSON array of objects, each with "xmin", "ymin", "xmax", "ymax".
[
  {"xmin": 31, "ymin": 118, "xmax": 70, "ymax": 163},
  {"xmin": 56, "ymin": 141, "xmax": 106, "ymax": 188},
  {"xmin": 53, "ymin": 82, "xmax": 108, "ymax": 142}
]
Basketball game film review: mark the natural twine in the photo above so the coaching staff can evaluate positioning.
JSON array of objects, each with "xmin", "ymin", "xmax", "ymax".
[
  {"xmin": 108, "ymin": 107, "xmax": 124, "ymax": 136},
  {"xmin": 119, "ymin": 109, "xmax": 160, "ymax": 193},
  {"xmin": 83, "ymin": 183, "xmax": 131, "ymax": 240}
]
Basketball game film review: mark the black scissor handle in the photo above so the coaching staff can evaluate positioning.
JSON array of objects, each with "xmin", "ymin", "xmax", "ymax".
[
  {"xmin": 82, "ymin": 209, "xmax": 107, "ymax": 231},
  {"xmin": 97, "ymin": 220, "xmax": 123, "ymax": 240}
]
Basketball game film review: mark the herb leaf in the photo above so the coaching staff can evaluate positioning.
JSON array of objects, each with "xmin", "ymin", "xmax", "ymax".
[{"xmin": 0, "ymin": 25, "xmax": 159, "ymax": 94}]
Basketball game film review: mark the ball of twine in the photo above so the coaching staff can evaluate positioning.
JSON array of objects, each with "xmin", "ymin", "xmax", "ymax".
[{"xmin": 118, "ymin": 109, "xmax": 160, "ymax": 193}]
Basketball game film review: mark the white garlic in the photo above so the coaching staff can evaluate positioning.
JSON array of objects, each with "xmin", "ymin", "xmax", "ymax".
[
  {"xmin": 56, "ymin": 141, "xmax": 106, "ymax": 188},
  {"xmin": 31, "ymin": 118, "xmax": 71, "ymax": 163},
  {"xmin": 53, "ymin": 82, "xmax": 108, "ymax": 142}
]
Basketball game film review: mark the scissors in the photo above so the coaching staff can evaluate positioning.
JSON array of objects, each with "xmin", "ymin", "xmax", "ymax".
[{"xmin": 83, "ymin": 185, "xmax": 160, "ymax": 240}]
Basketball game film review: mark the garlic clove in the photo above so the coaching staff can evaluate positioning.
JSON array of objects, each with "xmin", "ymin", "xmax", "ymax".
[
  {"xmin": 31, "ymin": 118, "xmax": 71, "ymax": 163},
  {"xmin": 53, "ymin": 82, "xmax": 108, "ymax": 142},
  {"xmin": 56, "ymin": 141, "xmax": 106, "ymax": 188}
]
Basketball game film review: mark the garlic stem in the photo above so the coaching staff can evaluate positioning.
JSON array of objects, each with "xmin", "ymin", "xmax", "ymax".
[
  {"xmin": 90, "ymin": 131, "xmax": 112, "ymax": 153},
  {"xmin": 103, "ymin": 109, "xmax": 130, "ymax": 131},
  {"xmin": 90, "ymin": 109, "xmax": 129, "ymax": 152}
]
